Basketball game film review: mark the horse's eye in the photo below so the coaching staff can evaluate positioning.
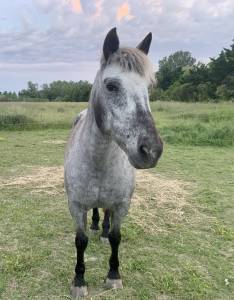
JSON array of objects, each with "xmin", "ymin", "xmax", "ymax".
[{"xmin": 106, "ymin": 82, "xmax": 119, "ymax": 92}]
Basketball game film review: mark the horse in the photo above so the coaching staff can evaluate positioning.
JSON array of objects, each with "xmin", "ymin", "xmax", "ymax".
[{"xmin": 64, "ymin": 27, "xmax": 163, "ymax": 298}]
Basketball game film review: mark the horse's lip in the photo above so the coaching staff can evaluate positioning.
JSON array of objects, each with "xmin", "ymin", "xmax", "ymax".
[{"xmin": 128, "ymin": 155, "xmax": 157, "ymax": 169}]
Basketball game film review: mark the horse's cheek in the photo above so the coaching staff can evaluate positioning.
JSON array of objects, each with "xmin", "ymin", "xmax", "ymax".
[{"xmin": 93, "ymin": 99, "xmax": 106, "ymax": 133}]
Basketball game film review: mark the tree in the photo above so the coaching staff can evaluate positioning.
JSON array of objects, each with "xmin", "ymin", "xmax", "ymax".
[
  {"xmin": 19, "ymin": 81, "xmax": 39, "ymax": 98},
  {"xmin": 209, "ymin": 41, "xmax": 234, "ymax": 85},
  {"xmin": 181, "ymin": 63, "xmax": 210, "ymax": 85},
  {"xmin": 157, "ymin": 51, "xmax": 196, "ymax": 90},
  {"xmin": 17, "ymin": 80, "xmax": 92, "ymax": 102}
]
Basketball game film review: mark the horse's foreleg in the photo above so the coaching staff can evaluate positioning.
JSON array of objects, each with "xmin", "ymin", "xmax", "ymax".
[
  {"xmin": 100, "ymin": 209, "xmax": 110, "ymax": 243},
  {"xmin": 71, "ymin": 212, "xmax": 88, "ymax": 299},
  {"xmin": 105, "ymin": 211, "xmax": 123, "ymax": 290},
  {"xmin": 90, "ymin": 207, "xmax": 100, "ymax": 232}
]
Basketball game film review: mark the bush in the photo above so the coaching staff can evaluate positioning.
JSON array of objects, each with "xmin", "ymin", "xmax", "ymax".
[
  {"xmin": 0, "ymin": 114, "xmax": 35, "ymax": 130},
  {"xmin": 216, "ymin": 75, "xmax": 234, "ymax": 100},
  {"xmin": 165, "ymin": 82, "xmax": 197, "ymax": 102},
  {"xmin": 160, "ymin": 122, "xmax": 234, "ymax": 146},
  {"xmin": 149, "ymin": 87, "xmax": 164, "ymax": 101},
  {"xmin": 197, "ymin": 83, "xmax": 213, "ymax": 102}
]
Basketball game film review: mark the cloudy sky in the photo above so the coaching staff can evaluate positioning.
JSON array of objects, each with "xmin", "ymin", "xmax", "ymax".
[{"xmin": 0, "ymin": 0, "xmax": 233, "ymax": 91}]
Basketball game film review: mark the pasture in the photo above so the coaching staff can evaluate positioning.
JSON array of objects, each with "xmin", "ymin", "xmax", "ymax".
[{"xmin": 0, "ymin": 101, "xmax": 233, "ymax": 299}]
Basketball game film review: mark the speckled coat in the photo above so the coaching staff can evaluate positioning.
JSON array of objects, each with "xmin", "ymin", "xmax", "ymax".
[{"xmin": 64, "ymin": 27, "xmax": 163, "ymax": 298}]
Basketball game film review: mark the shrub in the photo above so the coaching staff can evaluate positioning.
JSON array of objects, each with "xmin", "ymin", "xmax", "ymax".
[
  {"xmin": 165, "ymin": 82, "xmax": 197, "ymax": 102},
  {"xmin": 0, "ymin": 114, "xmax": 35, "ymax": 130}
]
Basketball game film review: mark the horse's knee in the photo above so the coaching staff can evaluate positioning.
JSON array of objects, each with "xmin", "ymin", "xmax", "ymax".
[
  {"xmin": 101, "ymin": 209, "xmax": 110, "ymax": 239},
  {"xmin": 108, "ymin": 230, "xmax": 121, "ymax": 247},
  {"xmin": 75, "ymin": 231, "xmax": 88, "ymax": 251}
]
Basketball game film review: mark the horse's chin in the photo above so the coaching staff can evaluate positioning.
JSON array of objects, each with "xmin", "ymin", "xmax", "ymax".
[{"xmin": 128, "ymin": 155, "xmax": 157, "ymax": 170}]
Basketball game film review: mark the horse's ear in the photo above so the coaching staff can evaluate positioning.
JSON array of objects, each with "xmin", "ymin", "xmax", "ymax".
[
  {"xmin": 136, "ymin": 32, "xmax": 152, "ymax": 55},
  {"xmin": 103, "ymin": 27, "xmax": 119, "ymax": 61}
]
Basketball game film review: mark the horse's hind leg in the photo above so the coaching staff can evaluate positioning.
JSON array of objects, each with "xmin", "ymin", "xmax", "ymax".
[
  {"xmin": 100, "ymin": 209, "xmax": 110, "ymax": 243},
  {"xmin": 71, "ymin": 211, "xmax": 89, "ymax": 299},
  {"xmin": 90, "ymin": 208, "xmax": 100, "ymax": 232},
  {"xmin": 105, "ymin": 210, "xmax": 123, "ymax": 290}
]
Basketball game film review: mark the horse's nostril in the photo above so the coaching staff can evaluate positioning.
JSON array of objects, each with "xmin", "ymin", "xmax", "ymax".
[{"xmin": 139, "ymin": 144, "xmax": 149, "ymax": 160}]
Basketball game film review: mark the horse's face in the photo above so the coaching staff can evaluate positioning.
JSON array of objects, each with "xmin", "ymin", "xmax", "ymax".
[{"xmin": 93, "ymin": 28, "xmax": 163, "ymax": 169}]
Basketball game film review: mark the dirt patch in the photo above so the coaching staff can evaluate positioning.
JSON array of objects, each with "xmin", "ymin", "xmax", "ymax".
[{"xmin": 0, "ymin": 167, "xmax": 190, "ymax": 231}]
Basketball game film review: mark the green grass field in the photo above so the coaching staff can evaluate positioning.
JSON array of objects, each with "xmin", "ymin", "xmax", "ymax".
[{"xmin": 0, "ymin": 102, "xmax": 233, "ymax": 299}]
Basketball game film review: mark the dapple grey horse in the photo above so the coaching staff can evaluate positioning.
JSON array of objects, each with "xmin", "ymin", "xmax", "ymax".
[{"xmin": 64, "ymin": 27, "xmax": 163, "ymax": 298}]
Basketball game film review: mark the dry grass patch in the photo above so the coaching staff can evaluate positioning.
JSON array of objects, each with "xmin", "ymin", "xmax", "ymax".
[
  {"xmin": 0, "ymin": 166, "xmax": 191, "ymax": 232},
  {"xmin": 42, "ymin": 140, "xmax": 66, "ymax": 145},
  {"xmin": 0, "ymin": 166, "xmax": 64, "ymax": 196},
  {"xmin": 130, "ymin": 170, "xmax": 191, "ymax": 233}
]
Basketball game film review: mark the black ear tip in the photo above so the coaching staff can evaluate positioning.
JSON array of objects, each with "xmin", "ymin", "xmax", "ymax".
[
  {"xmin": 108, "ymin": 27, "xmax": 117, "ymax": 35},
  {"xmin": 147, "ymin": 32, "xmax": 152, "ymax": 40},
  {"xmin": 136, "ymin": 32, "xmax": 152, "ymax": 55},
  {"xmin": 103, "ymin": 27, "xmax": 119, "ymax": 61}
]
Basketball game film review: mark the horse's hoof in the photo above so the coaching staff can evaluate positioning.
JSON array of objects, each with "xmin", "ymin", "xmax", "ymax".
[
  {"xmin": 105, "ymin": 278, "xmax": 123, "ymax": 290},
  {"xmin": 100, "ymin": 236, "xmax": 109, "ymax": 244},
  {"xmin": 70, "ymin": 285, "xmax": 88, "ymax": 299}
]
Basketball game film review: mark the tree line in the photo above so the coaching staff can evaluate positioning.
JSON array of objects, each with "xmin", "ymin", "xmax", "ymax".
[
  {"xmin": 150, "ymin": 40, "xmax": 234, "ymax": 102},
  {"xmin": 0, "ymin": 80, "xmax": 92, "ymax": 102},
  {"xmin": 1, "ymin": 40, "xmax": 233, "ymax": 102}
]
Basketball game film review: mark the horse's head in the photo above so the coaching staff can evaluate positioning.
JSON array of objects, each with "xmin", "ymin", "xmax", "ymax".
[{"xmin": 93, "ymin": 28, "xmax": 163, "ymax": 169}]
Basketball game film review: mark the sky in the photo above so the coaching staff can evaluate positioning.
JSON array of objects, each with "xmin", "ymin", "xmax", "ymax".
[{"xmin": 0, "ymin": 0, "xmax": 233, "ymax": 92}]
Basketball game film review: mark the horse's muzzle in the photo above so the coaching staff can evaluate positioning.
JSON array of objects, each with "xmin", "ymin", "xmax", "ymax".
[{"xmin": 129, "ymin": 135, "xmax": 163, "ymax": 169}]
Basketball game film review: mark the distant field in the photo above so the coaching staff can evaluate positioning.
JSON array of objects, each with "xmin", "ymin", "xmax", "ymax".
[
  {"xmin": 0, "ymin": 102, "xmax": 87, "ymax": 130},
  {"xmin": 0, "ymin": 101, "xmax": 233, "ymax": 146},
  {"xmin": 0, "ymin": 101, "xmax": 233, "ymax": 299}
]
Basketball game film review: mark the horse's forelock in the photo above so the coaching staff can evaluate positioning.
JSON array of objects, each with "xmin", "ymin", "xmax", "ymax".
[{"xmin": 100, "ymin": 47, "xmax": 155, "ymax": 86}]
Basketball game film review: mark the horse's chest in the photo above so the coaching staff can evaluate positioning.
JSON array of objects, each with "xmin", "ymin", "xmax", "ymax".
[
  {"xmin": 99, "ymin": 171, "xmax": 134, "ymax": 204},
  {"xmin": 66, "ymin": 144, "xmax": 135, "ymax": 209},
  {"xmin": 82, "ymin": 165, "xmax": 135, "ymax": 208}
]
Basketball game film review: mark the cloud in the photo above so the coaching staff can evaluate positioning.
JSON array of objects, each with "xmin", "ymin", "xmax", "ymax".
[
  {"xmin": 0, "ymin": 0, "xmax": 233, "ymax": 91},
  {"xmin": 70, "ymin": 0, "xmax": 83, "ymax": 14},
  {"xmin": 93, "ymin": 0, "xmax": 104, "ymax": 19},
  {"xmin": 116, "ymin": 2, "xmax": 134, "ymax": 21}
]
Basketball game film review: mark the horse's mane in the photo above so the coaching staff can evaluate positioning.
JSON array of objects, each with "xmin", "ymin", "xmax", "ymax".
[{"xmin": 100, "ymin": 47, "xmax": 155, "ymax": 86}]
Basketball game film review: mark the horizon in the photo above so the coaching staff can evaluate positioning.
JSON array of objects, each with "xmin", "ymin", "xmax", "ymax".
[{"xmin": 0, "ymin": 0, "xmax": 233, "ymax": 92}]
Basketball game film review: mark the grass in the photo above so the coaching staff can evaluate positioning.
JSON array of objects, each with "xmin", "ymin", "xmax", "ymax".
[
  {"xmin": 0, "ymin": 102, "xmax": 87, "ymax": 130},
  {"xmin": 151, "ymin": 102, "xmax": 234, "ymax": 146},
  {"xmin": 0, "ymin": 101, "xmax": 233, "ymax": 146},
  {"xmin": 0, "ymin": 101, "xmax": 233, "ymax": 299}
]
